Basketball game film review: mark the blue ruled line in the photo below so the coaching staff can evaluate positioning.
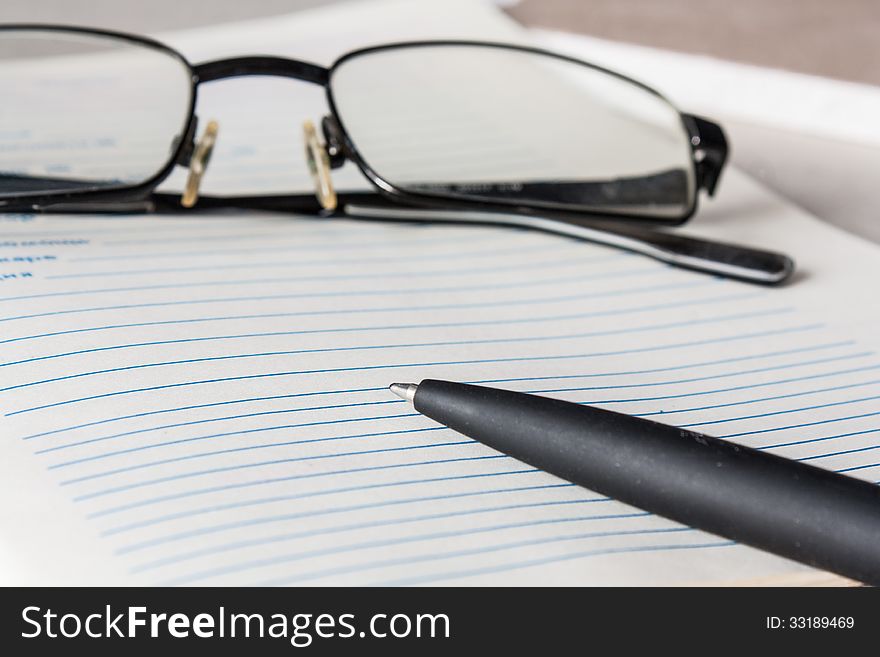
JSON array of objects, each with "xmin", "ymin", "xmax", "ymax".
[
  {"xmin": 798, "ymin": 444, "xmax": 880, "ymax": 462},
  {"xmin": 837, "ymin": 461, "xmax": 880, "ymax": 473},
  {"xmin": 44, "ymin": 239, "xmax": 569, "ymax": 279},
  {"xmin": 22, "ymin": 341, "xmax": 848, "ymax": 440},
  {"xmin": 167, "ymin": 521, "xmax": 678, "ymax": 585},
  {"xmin": 106, "ymin": 481, "xmax": 583, "ymax": 537},
  {"xmin": 4, "ymin": 296, "xmax": 765, "ymax": 393},
  {"xmin": 127, "ymin": 479, "xmax": 591, "ymax": 573},
  {"xmin": 35, "ymin": 399, "xmax": 404, "ymax": 452},
  {"xmin": 685, "ymin": 394, "xmax": 880, "ymax": 428},
  {"xmin": 73, "ymin": 453, "xmax": 510, "ymax": 502},
  {"xmin": 90, "ymin": 466, "xmax": 541, "ymax": 519},
  {"xmin": 722, "ymin": 410, "xmax": 880, "ymax": 438},
  {"xmin": 23, "ymin": 340, "xmax": 852, "ymax": 441},
  {"xmin": 369, "ymin": 540, "xmax": 736, "ymax": 587},
  {"xmin": 40, "ymin": 357, "xmax": 876, "ymax": 465},
  {"xmin": 0, "ymin": 251, "xmax": 616, "ymax": 304},
  {"xmin": 73, "ymin": 229, "xmax": 513, "ymax": 262},
  {"xmin": 58, "ymin": 362, "xmax": 880, "ymax": 520},
  {"xmin": 6, "ymin": 315, "xmax": 811, "ymax": 417},
  {"xmin": 24, "ymin": 386, "xmax": 391, "ymax": 440},
  {"xmin": 47, "ymin": 412, "xmax": 426, "ymax": 469},
  {"xmin": 761, "ymin": 428, "xmax": 880, "ymax": 450},
  {"xmin": 61, "ymin": 436, "xmax": 471, "ymax": 487},
  {"xmin": 621, "ymin": 368, "xmax": 880, "ymax": 416},
  {"xmin": 260, "ymin": 523, "xmax": 712, "ymax": 585},
  {"xmin": 116, "ymin": 498, "xmax": 621, "ymax": 555},
  {"xmin": 0, "ymin": 278, "xmax": 714, "ymax": 368},
  {"xmin": 0, "ymin": 268, "xmax": 679, "ymax": 347},
  {"xmin": 0, "ymin": 266, "xmax": 640, "ymax": 324}
]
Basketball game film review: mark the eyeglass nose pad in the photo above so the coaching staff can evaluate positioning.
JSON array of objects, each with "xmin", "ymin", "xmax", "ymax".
[
  {"xmin": 302, "ymin": 119, "xmax": 337, "ymax": 211},
  {"xmin": 181, "ymin": 119, "xmax": 219, "ymax": 208}
]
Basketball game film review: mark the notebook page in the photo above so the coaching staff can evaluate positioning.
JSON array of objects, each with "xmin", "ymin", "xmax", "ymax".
[
  {"xmin": 2, "ymin": 0, "xmax": 880, "ymax": 586},
  {"xmin": 4, "ymin": 177, "xmax": 880, "ymax": 586}
]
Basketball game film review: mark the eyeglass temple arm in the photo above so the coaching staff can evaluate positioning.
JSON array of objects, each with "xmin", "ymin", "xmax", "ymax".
[
  {"xmin": 339, "ymin": 203, "xmax": 793, "ymax": 286},
  {"xmin": 151, "ymin": 190, "xmax": 792, "ymax": 286}
]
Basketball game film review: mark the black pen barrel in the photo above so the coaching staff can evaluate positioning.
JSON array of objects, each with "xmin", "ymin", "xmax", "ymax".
[{"xmin": 413, "ymin": 379, "xmax": 880, "ymax": 585}]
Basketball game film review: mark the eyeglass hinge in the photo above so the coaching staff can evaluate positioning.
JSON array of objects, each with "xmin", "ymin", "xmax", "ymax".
[{"xmin": 321, "ymin": 115, "xmax": 348, "ymax": 169}]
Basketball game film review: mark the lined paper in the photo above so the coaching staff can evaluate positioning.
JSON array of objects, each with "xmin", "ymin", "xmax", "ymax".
[
  {"xmin": 3, "ymin": 166, "xmax": 880, "ymax": 586},
  {"xmin": 1, "ymin": 0, "xmax": 880, "ymax": 586}
]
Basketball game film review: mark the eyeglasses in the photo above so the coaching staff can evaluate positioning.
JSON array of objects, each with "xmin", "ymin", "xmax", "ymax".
[{"xmin": 0, "ymin": 25, "xmax": 793, "ymax": 284}]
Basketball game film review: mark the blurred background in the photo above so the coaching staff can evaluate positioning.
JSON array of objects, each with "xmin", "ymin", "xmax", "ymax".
[
  {"xmin": 3, "ymin": 0, "xmax": 877, "ymax": 84},
  {"xmin": 3, "ymin": 0, "xmax": 878, "ymax": 241}
]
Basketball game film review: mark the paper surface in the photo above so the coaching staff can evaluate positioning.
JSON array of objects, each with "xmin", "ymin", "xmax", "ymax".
[{"xmin": 1, "ymin": 0, "xmax": 879, "ymax": 586}]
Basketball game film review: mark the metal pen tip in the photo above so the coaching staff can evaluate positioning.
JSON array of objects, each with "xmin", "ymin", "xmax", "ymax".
[{"xmin": 389, "ymin": 382, "xmax": 418, "ymax": 402}]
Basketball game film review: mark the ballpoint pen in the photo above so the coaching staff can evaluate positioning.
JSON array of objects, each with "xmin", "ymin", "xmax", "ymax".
[{"xmin": 390, "ymin": 379, "xmax": 880, "ymax": 585}]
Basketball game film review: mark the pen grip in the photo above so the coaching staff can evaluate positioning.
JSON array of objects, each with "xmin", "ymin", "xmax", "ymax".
[{"xmin": 414, "ymin": 379, "xmax": 880, "ymax": 585}]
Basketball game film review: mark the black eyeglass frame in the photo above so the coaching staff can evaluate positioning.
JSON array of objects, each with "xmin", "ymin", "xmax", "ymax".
[
  {"xmin": 0, "ymin": 25, "xmax": 797, "ymax": 287},
  {"xmin": 0, "ymin": 24, "xmax": 727, "ymax": 227}
]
